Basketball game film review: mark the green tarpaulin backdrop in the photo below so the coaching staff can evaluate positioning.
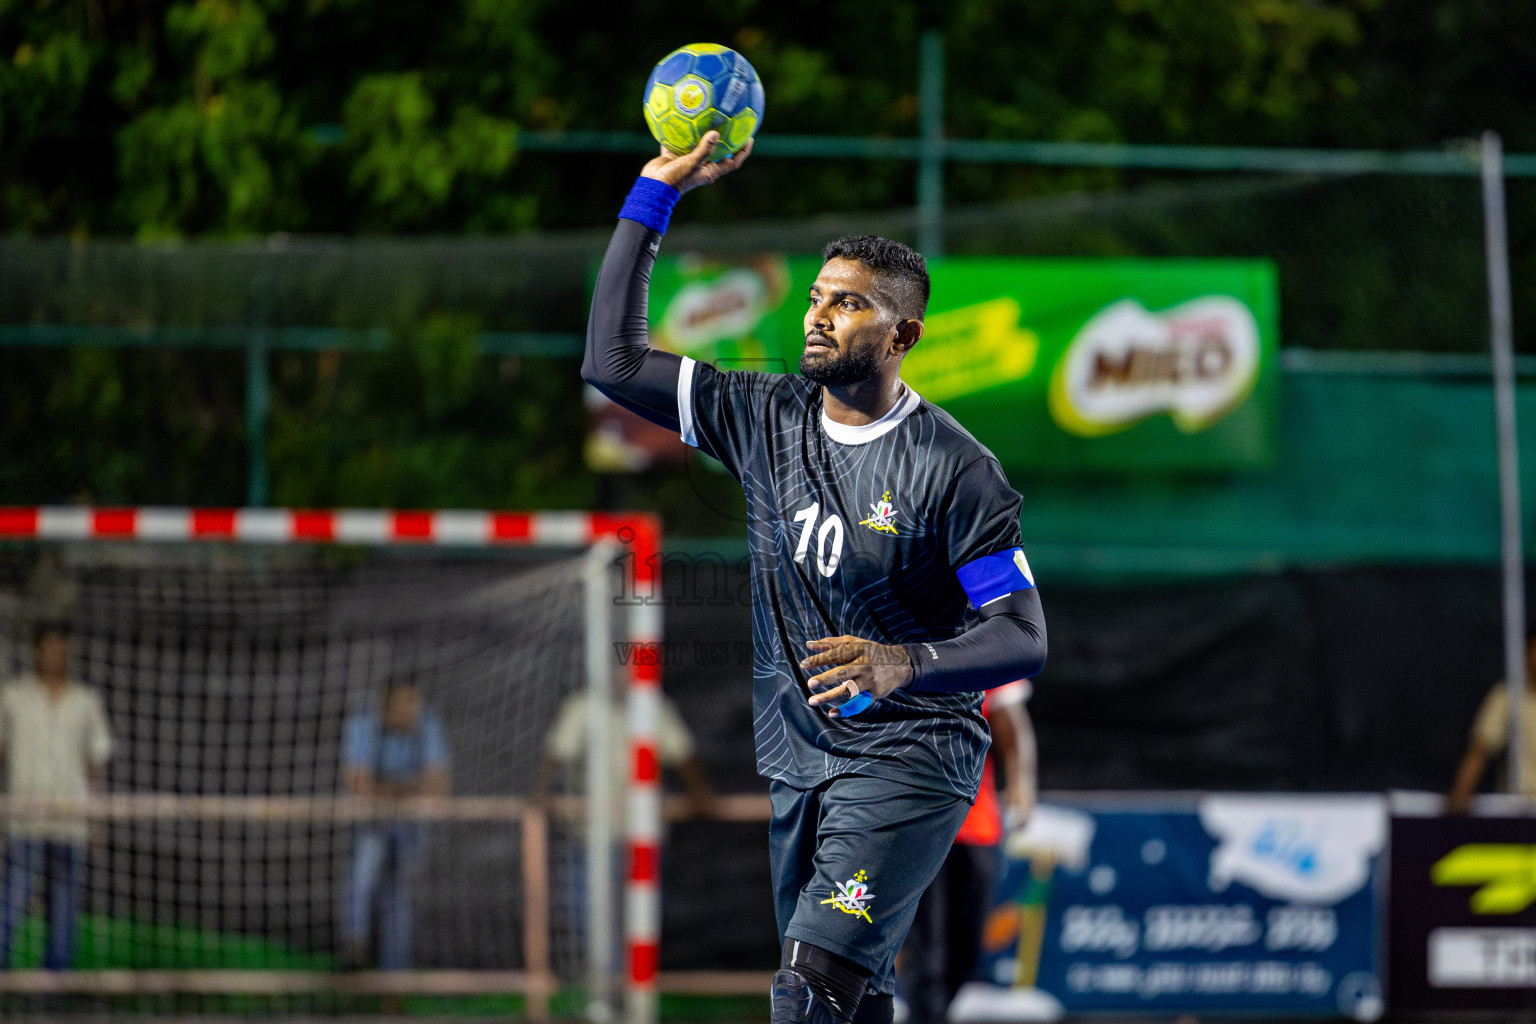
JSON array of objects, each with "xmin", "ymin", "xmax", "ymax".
[
  {"xmin": 647, "ymin": 255, "xmax": 1279, "ymax": 471},
  {"xmin": 1015, "ymin": 372, "xmax": 1514, "ymax": 579}
]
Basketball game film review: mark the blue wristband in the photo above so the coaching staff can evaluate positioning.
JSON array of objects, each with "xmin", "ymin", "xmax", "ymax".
[{"xmin": 618, "ymin": 176, "xmax": 681, "ymax": 234}]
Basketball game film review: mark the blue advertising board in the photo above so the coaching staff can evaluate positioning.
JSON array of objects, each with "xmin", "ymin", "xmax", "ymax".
[{"xmin": 961, "ymin": 796, "xmax": 1385, "ymax": 1020}]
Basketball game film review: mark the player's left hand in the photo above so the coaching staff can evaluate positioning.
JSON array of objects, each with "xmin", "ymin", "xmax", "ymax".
[{"xmin": 801, "ymin": 636, "xmax": 914, "ymax": 716}]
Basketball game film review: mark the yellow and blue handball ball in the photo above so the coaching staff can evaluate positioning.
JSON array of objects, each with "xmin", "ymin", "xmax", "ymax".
[{"xmin": 642, "ymin": 43, "xmax": 764, "ymax": 161}]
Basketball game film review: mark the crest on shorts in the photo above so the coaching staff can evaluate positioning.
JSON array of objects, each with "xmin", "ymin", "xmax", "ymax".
[
  {"xmin": 859, "ymin": 492, "xmax": 899, "ymax": 535},
  {"xmin": 820, "ymin": 869, "xmax": 875, "ymax": 922}
]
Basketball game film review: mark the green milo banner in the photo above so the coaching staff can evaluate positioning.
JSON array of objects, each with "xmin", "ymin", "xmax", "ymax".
[{"xmin": 588, "ymin": 255, "xmax": 1278, "ymax": 472}]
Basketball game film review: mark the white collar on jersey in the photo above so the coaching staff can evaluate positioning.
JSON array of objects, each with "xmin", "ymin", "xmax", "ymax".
[{"xmin": 820, "ymin": 382, "xmax": 921, "ymax": 445}]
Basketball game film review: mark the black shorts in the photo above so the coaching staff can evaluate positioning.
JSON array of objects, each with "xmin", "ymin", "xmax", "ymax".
[{"xmin": 770, "ymin": 774, "xmax": 971, "ymax": 995}]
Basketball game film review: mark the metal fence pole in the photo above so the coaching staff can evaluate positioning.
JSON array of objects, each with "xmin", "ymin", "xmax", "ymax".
[
  {"xmin": 244, "ymin": 342, "xmax": 270, "ymax": 507},
  {"xmin": 585, "ymin": 543, "xmax": 618, "ymax": 1023},
  {"xmin": 917, "ymin": 31, "xmax": 945, "ymax": 258},
  {"xmin": 245, "ymin": 277, "xmax": 272, "ymax": 507},
  {"xmin": 1481, "ymin": 130, "xmax": 1526, "ymax": 796}
]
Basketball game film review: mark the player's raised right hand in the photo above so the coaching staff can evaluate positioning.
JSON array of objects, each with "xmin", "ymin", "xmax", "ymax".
[{"xmin": 641, "ymin": 132, "xmax": 752, "ymax": 195}]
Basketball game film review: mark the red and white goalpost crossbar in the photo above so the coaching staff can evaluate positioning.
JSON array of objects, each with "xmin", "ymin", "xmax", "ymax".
[
  {"xmin": 0, "ymin": 506, "xmax": 665, "ymax": 1024},
  {"xmin": 0, "ymin": 506, "xmax": 656, "ymax": 551}
]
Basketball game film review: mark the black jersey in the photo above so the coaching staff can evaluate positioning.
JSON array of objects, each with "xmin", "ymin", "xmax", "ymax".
[{"xmin": 678, "ymin": 359, "xmax": 1029, "ymax": 800}]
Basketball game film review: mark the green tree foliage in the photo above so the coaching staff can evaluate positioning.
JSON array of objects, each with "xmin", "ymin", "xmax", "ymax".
[
  {"xmin": 114, "ymin": 0, "xmax": 310, "ymax": 235},
  {"xmin": 267, "ymin": 340, "xmax": 590, "ymax": 511},
  {"xmin": 0, "ymin": 348, "xmax": 248, "ymax": 504},
  {"xmin": 0, "ymin": 0, "xmax": 1532, "ymax": 510},
  {"xmin": 2, "ymin": 0, "xmax": 1532, "ymax": 235},
  {"xmin": 341, "ymin": 72, "xmax": 520, "ymax": 230}
]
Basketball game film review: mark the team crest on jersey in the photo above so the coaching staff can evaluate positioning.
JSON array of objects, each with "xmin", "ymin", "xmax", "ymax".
[
  {"xmin": 820, "ymin": 869, "xmax": 875, "ymax": 922},
  {"xmin": 859, "ymin": 491, "xmax": 899, "ymax": 535}
]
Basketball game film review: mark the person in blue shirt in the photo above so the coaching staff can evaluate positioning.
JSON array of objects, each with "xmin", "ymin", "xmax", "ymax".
[{"xmin": 341, "ymin": 679, "xmax": 451, "ymax": 971}]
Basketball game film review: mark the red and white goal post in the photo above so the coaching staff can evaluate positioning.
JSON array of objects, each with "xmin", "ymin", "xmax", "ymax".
[{"xmin": 0, "ymin": 506, "xmax": 664, "ymax": 1024}]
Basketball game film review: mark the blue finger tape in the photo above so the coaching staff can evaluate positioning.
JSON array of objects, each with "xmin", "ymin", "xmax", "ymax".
[{"xmin": 837, "ymin": 691, "xmax": 874, "ymax": 717}]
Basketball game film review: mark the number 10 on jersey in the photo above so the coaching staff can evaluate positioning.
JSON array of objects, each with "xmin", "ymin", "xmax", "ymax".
[{"xmin": 792, "ymin": 501, "xmax": 844, "ymax": 578}]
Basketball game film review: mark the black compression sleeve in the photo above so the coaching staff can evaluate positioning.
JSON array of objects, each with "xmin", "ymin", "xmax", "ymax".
[
  {"xmin": 581, "ymin": 217, "xmax": 685, "ymax": 428},
  {"xmin": 904, "ymin": 588, "xmax": 1047, "ymax": 694}
]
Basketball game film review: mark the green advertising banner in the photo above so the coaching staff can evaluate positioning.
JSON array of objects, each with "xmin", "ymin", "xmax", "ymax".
[{"xmin": 591, "ymin": 255, "xmax": 1278, "ymax": 472}]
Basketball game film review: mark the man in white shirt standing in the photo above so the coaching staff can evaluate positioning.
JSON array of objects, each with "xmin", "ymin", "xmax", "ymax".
[
  {"xmin": 1447, "ymin": 632, "xmax": 1536, "ymax": 814},
  {"xmin": 0, "ymin": 622, "xmax": 113, "ymax": 969}
]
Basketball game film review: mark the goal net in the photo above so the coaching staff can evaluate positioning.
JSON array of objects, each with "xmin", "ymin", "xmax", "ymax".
[{"xmin": 0, "ymin": 508, "xmax": 663, "ymax": 1021}]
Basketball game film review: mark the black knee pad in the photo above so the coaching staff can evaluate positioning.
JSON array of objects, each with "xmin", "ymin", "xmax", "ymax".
[
  {"xmin": 851, "ymin": 994, "xmax": 893, "ymax": 1024},
  {"xmin": 771, "ymin": 969, "xmax": 840, "ymax": 1024},
  {"xmin": 774, "ymin": 939, "xmax": 870, "ymax": 1024}
]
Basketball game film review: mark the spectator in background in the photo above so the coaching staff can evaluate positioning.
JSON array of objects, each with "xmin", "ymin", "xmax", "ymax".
[
  {"xmin": 535, "ymin": 688, "xmax": 716, "ymax": 820},
  {"xmin": 898, "ymin": 680, "xmax": 1035, "ymax": 1024},
  {"xmin": 1447, "ymin": 633, "xmax": 1536, "ymax": 814},
  {"xmin": 0, "ymin": 621, "xmax": 113, "ymax": 970},
  {"xmin": 23, "ymin": 551, "xmax": 77, "ymax": 627},
  {"xmin": 341, "ymin": 679, "xmax": 450, "ymax": 972},
  {"xmin": 535, "ymin": 686, "xmax": 716, "ymax": 991}
]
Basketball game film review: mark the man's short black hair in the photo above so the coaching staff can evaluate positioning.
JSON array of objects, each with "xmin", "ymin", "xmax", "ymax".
[
  {"xmin": 383, "ymin": 676, "xmax": 419, "ymax": 697},
  {"xmin": 821, "ymin": 235, "xmax": 930, "ymax": 322},
  {"xmin": 32, "ymin": 620, "xmax": 71, "ymax": 646}
]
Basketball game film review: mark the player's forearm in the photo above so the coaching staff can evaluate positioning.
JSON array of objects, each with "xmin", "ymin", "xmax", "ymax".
[
  {"xmin": 1447, "ymin": 745, "xmax": 1489, "ymax": 811},
  {"xmin": 678, "ymin": 758, "xmax": 716, "ymax": 812},
  {"xmin": 1011, "ymin": 704, "xmax": 1038, "ymax": 798},
  {"xmin": 581, "ymin": 185, "xmax": 686, "ymax": 428},
  {"xmin": 421, "ymin": 766, "xmax": 451, "ymax": 797},
  {"xmin": 345, "ymin": 768, "xmax": 376, "ymax": 796},
  {"xmin": 990, "ymin": 700, "xmax": 1020, "ymax": 770},
  {"xmin": 904, "ymin": 589, "xmax": 1047, "ymax": 694}
]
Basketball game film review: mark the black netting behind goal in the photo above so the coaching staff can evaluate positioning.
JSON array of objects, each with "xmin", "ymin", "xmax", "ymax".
[{"xmin": 0, "ymin": 541, "xmax": 613, "ymax": 1007}]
